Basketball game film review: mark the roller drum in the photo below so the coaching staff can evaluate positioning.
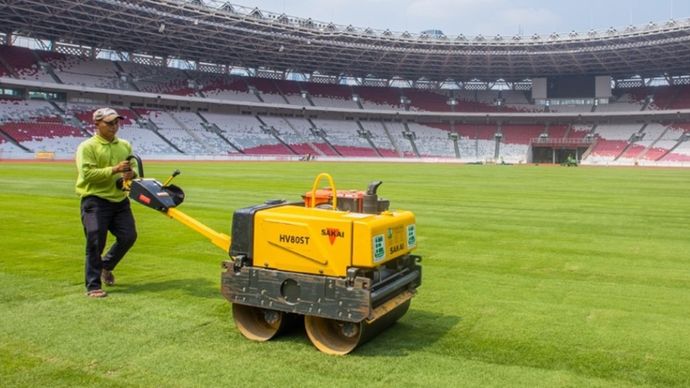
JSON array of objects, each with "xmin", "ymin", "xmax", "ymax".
[
  {"xmin": 304, "ymin": 299, "xmax": 411, "ymax": 355},
  {"xmin": 232, "ymin": 304, "xmax": 291, "ymax": 341}
]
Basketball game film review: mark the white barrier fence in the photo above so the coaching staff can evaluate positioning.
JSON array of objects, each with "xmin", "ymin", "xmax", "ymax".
[{"xmin": 2, "ymin": 150, "xmax": 690, "ymax": 167}]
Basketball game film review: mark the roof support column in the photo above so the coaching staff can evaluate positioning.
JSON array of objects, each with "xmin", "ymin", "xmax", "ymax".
[{"xmin": 664, "ymin": 73, "xmax": 673, "ymax": 86}]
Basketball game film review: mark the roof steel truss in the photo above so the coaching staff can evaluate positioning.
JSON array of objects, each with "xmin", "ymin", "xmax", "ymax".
[{"xmin": 1, "ymin": 0, "xmax": 689, "ymax": 82}]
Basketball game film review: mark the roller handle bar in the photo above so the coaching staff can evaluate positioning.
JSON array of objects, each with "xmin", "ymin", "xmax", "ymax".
[{"xmin": 126, "ymin": 154, "xmax": 144, "ymax": 178}]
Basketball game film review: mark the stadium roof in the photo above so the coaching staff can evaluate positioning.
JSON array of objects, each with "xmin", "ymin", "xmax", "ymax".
[{"xmin": 2, "ymin": 0, "xmax": 690, "ymax": 82}]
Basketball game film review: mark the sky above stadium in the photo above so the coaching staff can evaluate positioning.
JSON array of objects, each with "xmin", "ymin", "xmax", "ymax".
[{"xmin": 239, "ymin": 0, "xmax": 690, "ymax": 36}]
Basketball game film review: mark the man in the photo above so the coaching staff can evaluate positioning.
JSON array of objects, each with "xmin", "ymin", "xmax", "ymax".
[{"xmin": 75, "ymin": 107, "xmax": 137, "ymax": 298}]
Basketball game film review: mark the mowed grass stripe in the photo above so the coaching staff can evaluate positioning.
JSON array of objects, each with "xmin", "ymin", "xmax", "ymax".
[{"xmin": 1, "ymin": 161, "xmax": 689, "ymax": 386}]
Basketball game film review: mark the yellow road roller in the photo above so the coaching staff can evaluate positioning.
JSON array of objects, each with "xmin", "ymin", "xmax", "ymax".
[{"xmin": 125, "ymin": 156, "xmax": 421, "ymax": 355}]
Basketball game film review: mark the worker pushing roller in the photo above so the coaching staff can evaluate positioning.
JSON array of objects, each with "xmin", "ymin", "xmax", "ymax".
[{"xmin": 123, "ymin": 155, "xmax": 422, "ymax": 355}]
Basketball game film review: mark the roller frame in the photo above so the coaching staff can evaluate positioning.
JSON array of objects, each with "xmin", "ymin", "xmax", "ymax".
[{"xmin": 221, "ymin": 255, "xmax": 421, "ymax": 323}]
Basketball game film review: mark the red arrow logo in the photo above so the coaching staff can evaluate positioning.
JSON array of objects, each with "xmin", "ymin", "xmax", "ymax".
[{"xmin": 328, "ymin": 228, "xmax": 339, "ymax": 245}]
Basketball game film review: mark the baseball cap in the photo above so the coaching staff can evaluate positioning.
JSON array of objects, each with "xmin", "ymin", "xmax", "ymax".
[{"xmin": 92, "ymin": 107, "xmax": 124, "ymax": 123}]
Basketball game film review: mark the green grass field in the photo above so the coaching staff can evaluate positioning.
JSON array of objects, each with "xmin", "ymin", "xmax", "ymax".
[{"xmin": 1, "ymin": 161, "xmax": 689, "ymax": 387}]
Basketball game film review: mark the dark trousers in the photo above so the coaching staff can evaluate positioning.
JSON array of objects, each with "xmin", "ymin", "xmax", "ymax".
[{"xmin": 81, "ymin": 196, "xmax": 137, "ymax": 291}]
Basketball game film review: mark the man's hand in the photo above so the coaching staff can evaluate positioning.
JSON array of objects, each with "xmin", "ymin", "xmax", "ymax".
[
  {"xmin": 122, "ymin": 170, "xmax": 134, "ymax": 180},
  {"xmin": 112, "ymin": 160, "xmax": 130, "ymax": 174}
]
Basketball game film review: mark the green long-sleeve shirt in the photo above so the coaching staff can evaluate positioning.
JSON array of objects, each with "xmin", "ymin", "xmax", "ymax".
[{"xmin": 75, "ymin": 134, "xmax": 134, "ymax": 202}]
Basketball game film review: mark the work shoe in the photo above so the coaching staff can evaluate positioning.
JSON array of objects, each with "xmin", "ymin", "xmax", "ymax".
[
  {"xmin": 101, "ymin": 269, "xmax": 115, "ymax": 286},
  {"xmin": 86, "ymin": 289, "xmax": 108, "ymax": 298}
]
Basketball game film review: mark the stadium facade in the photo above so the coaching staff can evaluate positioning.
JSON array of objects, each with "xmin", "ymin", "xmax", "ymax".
[{"xmin": 1, "ymin": 0, "xmax": 690, "ymax": 165}]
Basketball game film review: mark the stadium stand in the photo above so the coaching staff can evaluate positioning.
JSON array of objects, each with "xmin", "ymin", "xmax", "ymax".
[
  {"xmin": 382, "ymin": 121, "xmax": 417, "ymax": 157},
  {"xmin": 405, "ymin": 122, "xmax": 455, "ymax": 157},
  {"xmin": 2, "ymin": 38, "xmax": 690, "ymax": 165},
  {"xmin": 118, "ymin": 123, "xmax": 179, "ymax": 155},
  {"xmin": 635, "ymin": 124, "xmax": 676, "ymax": 161},
  {"xmin": 118, "ymin": 61, "xmax": 192, "ymax": 95},
  {"xmin": 358, "ymin": 120, "xmax": 399, "ymax": 157},
  {"xmin": 0, "ymin": 135, "xmax": 24, "ymax": 153},
  {"xmin": 0, "ymin": 99, "xmax": 58, "ymax": 122},
  {"xmin": 667, "ymin": 87, "xmax": 690, "ymax": 110},
  {"xmin": 545, "ymin": 124, "xmax": 568, "ymax": 138},
  {"xmin": 596, "ymin": 91, "xmax": 644, "ymax": 112},
  {"xmin": 56, "ymin": 59, "xmax": 115, "ymax": 88},
  {"xmin": 311, "ymin": 118, "xmax": 378, "ymax": 157},
  {"xmin": 586, "ymin": 123, "xmax": 638, "ymax": 163},
  {"xmin": 567, "ymin": 125, "xmax": 593, "ymax": 139},
  {"xmin": 501, "ymin": 124, "xmax": 545, "ymax": 145},
  {"xmin": 550, "ymin": 104, "xmax": 593, "ymax": 113},
  {"xmin": 247, "ymin": 78, "xmax": 287, "ymax": 104},
  {"xmin": 282, "ymin": 117, "xmax": 337, "ymax": 156},
  {"xmin": 143, "ymin": 110, "xmax": 209, "ymax": 154},
  {"xmin": 594, "ymin": 124, "xmax": 640, "ymax": 141},
  {"xmin": 202, "ymin": 78, "xmax": 260, "ymax": 103},
  {"xmin": 0, "ymin": 45, "xmax": 40, "ymax": 78},
  {"xmin": 257, "ymin": 115, "xmax": 316, "ymax": 155},
  {"xmin": 664, "ymin": 137, "xmax": 690, "ymax": 161},
  {"xmin": 452, "ymin": 90, "xmax": 503, "ymax": 112},
  {"xmin": 305, "ymin": 83, "xmax": 358, "ymax": 109},
  {"xmin": 405, "ymin": 90, "xmax": 451, "ymax": 112},
  {"xmin": 354, "ymin": 86, "xmax": 402, "ymax": 111},
  {"xmin": 200, "ymin": 112, "xmax": 287, "ymax": 154}
]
